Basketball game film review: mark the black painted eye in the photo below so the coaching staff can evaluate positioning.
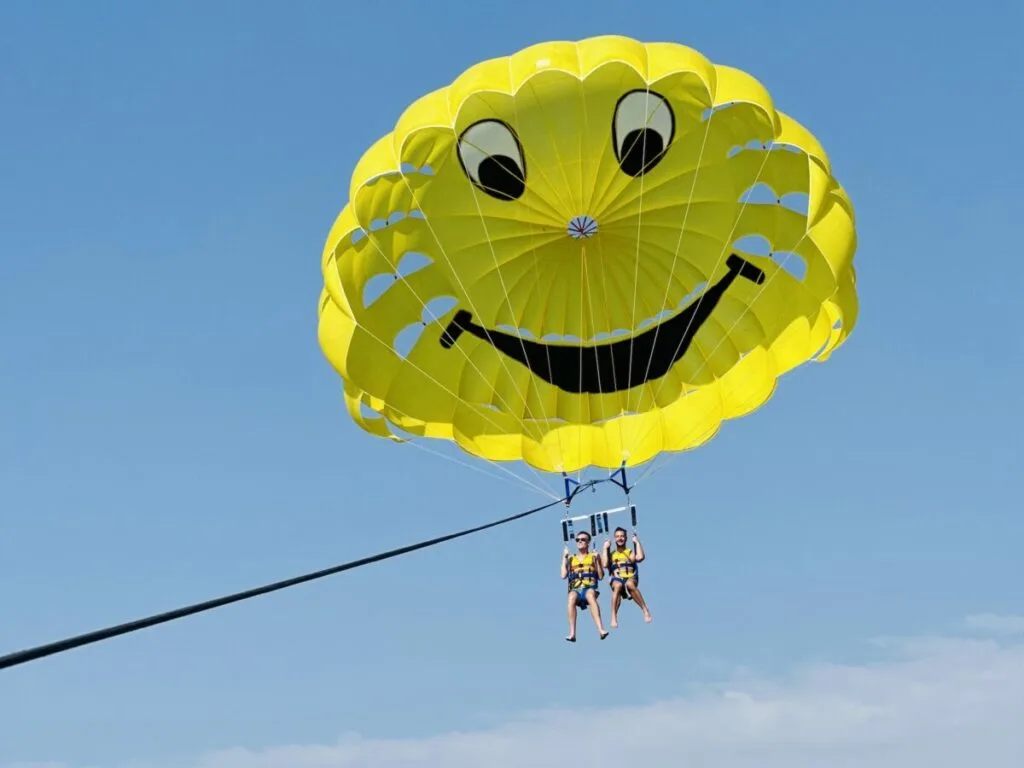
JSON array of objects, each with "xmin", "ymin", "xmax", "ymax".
[
  {"xmin": 457, "ymin": 120, "xmax": 526, "ymax": 201},
  {"xmin": 612, "ymin": 90, "xmax": 675, "ymax": 177}
]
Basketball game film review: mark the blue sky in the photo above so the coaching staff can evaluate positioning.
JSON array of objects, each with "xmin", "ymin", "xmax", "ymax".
[{"xmin": 1, "ymin": 1, "xmax": 1021, "ymax": 766}]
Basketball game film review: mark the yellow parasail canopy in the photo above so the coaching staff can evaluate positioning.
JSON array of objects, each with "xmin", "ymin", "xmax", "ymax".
[{"xmin": 317, "ymin": 35, "xmax": 858, "ymax": 474}]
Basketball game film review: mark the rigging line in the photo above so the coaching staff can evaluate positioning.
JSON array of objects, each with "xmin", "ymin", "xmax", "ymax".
[
  {"xmin": 330, "ymin": 267, "xmax": 553, "ymax": 497},
  {"xmin": 389, "ymin": 110, "xmax": 558, "ymax": 445},
  {"xmin": 508, "ymin": 78, "xmax": 589, "ymax": 485},
  {"xmin": 631, "ymin": 105, "xmax": 715, "ymax": 454},
  {"xmin": 579, "ymin": 244, "xmax": 608, "ymax": 468},
  {"xmin": 630, "ymin": 227, "xmax": 818, "ymax": 489},
  {"xmin": 639, "ymin": 140, "xmax": 777, "ymax": 415},
  {"xmin": 365, "ymin": 183, "xmax": 551, "ymax": 470},
  {"xmin": 622, "ymin": 141, "xmax": 783, "ymax": 463},
  {"xmin": 0, "ymin": 497, "xmax": 563, "ymax": 673},
  {"xmin": 624, "ymin": 87, "xmax": 653, "ymax": 459},
  {"xmin": 505, "ymin": 86, "xmax": 575, "ymax": 478},
  {"xmin": 338, "ymin": 243, "xmax": 551, "ymax": 494},
  {"xmin": 404, "ymin": 438, "xmax": 560, "ymax": 501},
  {"xmin": 571, "ymin": 64, "xmax": 626, "ymax": 464}
]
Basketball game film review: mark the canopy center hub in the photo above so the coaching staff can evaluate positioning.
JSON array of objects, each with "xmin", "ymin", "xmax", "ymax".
[{"xmin": 567, "ymin": 215, "xmax": 598, "ymax": 239}]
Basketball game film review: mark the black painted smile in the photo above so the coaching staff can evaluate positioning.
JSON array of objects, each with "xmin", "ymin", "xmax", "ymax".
[{"xmin": 439, "ymin": 253, "xmax": 766, "ymax": 394}]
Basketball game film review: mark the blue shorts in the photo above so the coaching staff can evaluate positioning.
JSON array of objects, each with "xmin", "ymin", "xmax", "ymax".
[
  {"xmin": 572, "ymin": 586, "xmax": 597, "ymax": 607},
  {"xmin": 610, "ymin": 575, "xmax": 638, "ymax": 599}
]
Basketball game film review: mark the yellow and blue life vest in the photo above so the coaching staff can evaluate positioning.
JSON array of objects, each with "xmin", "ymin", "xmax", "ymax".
[
  {"xmin": 609, "ymin": 547, "xmax": 637, "ymax": 581},
  {"xmin": 568, "ymin": 552, "xmax": 598, "ymax": 590}
]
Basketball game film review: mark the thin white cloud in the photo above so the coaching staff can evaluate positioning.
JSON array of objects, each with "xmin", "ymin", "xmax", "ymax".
[
  {"xmin": 965, "ymin": 613, "xmax": 1024, "ymax": 635},
  {"xmin": 10, "ymin": 618, "xmax": 1024, "ymax": 768}
]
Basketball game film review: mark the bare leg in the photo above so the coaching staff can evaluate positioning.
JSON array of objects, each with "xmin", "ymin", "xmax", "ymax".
[
  {"xmin": 585, "ymin": 590, "xmax": 609, "ymax": 639},
  {"xmin": 610, "ymin": 582, "xmax": 624, "ymax": 628},
  {"xmin": 566, "ymin": 592, "xmax": 578, "ymax": 641},
  {"xmin": 626, "ymin": 580, "xmax": 652, "ymax": 622}
]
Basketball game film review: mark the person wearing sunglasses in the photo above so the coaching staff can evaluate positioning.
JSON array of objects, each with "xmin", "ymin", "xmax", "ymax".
[{"xmin": 561, "ymin": 531, "xmax": 610, "ymax": 642}]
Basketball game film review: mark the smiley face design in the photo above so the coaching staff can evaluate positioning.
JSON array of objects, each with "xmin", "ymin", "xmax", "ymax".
[{"xmin": 318, "ymin": 36, "xmax": 858, "ymax": 472}]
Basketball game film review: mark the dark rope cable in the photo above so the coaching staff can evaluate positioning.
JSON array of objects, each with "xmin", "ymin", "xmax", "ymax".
[{"xmin": 0, "ymin": 497, "xmax": 563, "ymax": 672}]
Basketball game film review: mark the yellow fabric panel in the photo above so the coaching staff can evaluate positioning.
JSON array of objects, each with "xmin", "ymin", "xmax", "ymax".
[{"xmin": 317, "ymin": 35, "xmax": 860, "ymax": 473}]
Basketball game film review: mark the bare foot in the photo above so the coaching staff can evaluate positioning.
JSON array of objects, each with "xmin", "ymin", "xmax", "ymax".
[
  {"xmin": 643, "ymin": 612, "xmax": 653, "ymax": 623},
  {"xmin": 610, "ymin": 616, "xmax": 619, "ymax": 628}
]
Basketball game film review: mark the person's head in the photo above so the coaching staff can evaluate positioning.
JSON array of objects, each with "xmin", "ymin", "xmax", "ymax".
[
  {"xmin": 614, "ymin": 527, "xmax": 628, "ymax": 547},
  {"xmin": 575, "ymin": 531, "xmax": 591, "ymax": 552}
]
